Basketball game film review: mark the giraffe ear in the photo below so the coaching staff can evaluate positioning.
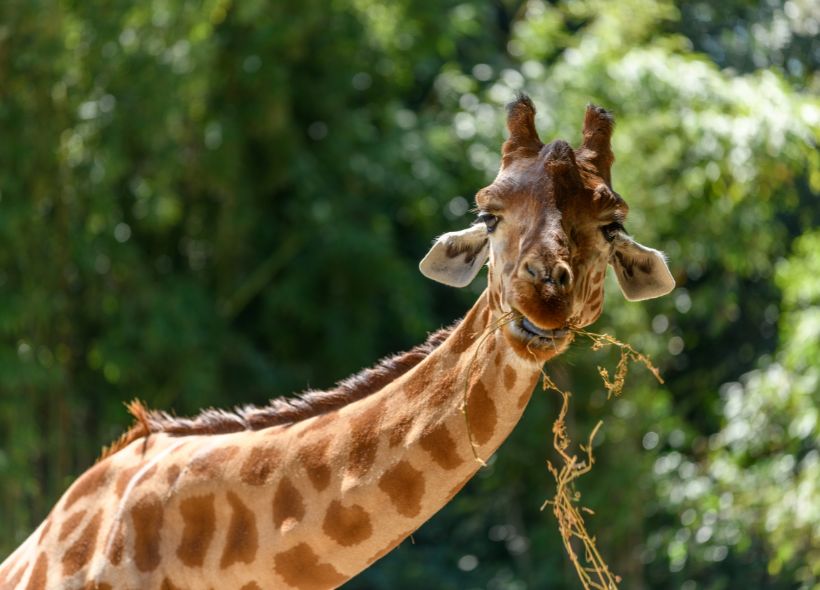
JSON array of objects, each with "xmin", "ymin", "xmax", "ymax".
[
  {"xmin": 419, "ymin": 224, "xmax": 489, "ymax": 288},
  {"xmin": 609, "ymin": 232, "xmax": 675, "ymax": 301}
]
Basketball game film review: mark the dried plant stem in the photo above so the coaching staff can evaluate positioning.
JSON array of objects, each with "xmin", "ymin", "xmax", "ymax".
[
  {"xmin": 535, "ymin": 328, "xmax": 663, "ymax": 590},
  {"xmin": 573, "ymin": 329, "xmax": 664, "ymax": 397},
  {"xmin": 539, "ymin": 376, "xmax": 620, "ymax": 590}
]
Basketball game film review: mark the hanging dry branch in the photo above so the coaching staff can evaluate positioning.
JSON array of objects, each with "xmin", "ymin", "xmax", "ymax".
[
  {"xmin": 536, "ymin": 329, "xmax": 663, "ymax": 590},
  {"xmin": 539, "ymin": 373, "xmax": 620, "ymax": 590},
  {"xmin": 575, "ymin": 329, "xmax": 664, "ymax": 397}
]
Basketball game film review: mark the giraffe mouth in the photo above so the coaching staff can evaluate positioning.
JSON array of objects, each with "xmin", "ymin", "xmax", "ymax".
[{"xmin": 509, "ymin": 316, "xmax": 570, "ymax": 345}]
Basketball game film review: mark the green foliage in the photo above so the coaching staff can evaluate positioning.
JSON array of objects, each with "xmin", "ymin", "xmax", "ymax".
[
  {"xmin": 0, "ymin": 0, "xmax": 817, "ymax": 588},
  {"xmin": 657, "ymin": 231, "xmax": 820, "ymax": 586}
]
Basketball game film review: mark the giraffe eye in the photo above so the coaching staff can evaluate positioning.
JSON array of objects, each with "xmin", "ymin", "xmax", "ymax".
[
  {"xmin": 477, "ymin": 212, "xmax": 499, "ymax": 233},
  {"xmin": 601, "ymin": 222, "xmax": 624, "ymax": 242}
]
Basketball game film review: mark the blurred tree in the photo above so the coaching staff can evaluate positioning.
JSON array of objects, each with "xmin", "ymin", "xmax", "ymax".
[
  {"xmin": 674, "ymin": 0, "xmax": 819, "ymax": 91},
  {"xmin": 657, "ymin": 230, "xmax": 820, "ymax": 587}
]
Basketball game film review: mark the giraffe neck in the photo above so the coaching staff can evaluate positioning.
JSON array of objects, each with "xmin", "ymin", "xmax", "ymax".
[
  {"xmin": 246, "ymin": 288, "xmax": 543, "ymax": 587},
  {"xmin": 6, "ymin": 289, "xmax": 544, "ymax": 590}
]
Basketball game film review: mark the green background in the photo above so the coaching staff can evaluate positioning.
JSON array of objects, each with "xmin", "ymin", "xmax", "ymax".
[{"xmin": 1, "ymin": 0, "xmax": 818, "ymax": 588}]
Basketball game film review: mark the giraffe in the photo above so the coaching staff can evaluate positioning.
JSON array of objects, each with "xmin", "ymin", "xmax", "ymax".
[{"xmin": 0, "ymin": 96, "xmax": 674, "ymax": 590}]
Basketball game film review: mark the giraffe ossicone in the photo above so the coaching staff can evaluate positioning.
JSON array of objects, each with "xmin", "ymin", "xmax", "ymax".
[{"xmin": 0, "ymin": 96, "xmax": 673, "ymax": 590}]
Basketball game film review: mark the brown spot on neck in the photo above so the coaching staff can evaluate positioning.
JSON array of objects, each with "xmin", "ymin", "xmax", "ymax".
[
  {"xmin": 486, "ymin": 331, "xmax": 498, "ymax": 354},
  {"xmin": 503, "ymin": 364, "xmax": 518, "ymax": 390},
  {"xmin": 166, "ymin": 464, "xmax": 182, "ymax": 486},
  {"xmin": 220, "ymin": 492, "xmax": 258, "ymax": 568},
  {"xmin": 466, "ymin": 379, "xmax": 498, "ymax": 446},
  {"xmin": 449, "ymin": 304, "xmax": 484, "ymax": 354},
  {"xmin": 239, "ymin": 584, "xmax": 262, "ymax": 590},
  {"xmin": 63, "ymin": 460, "xmax": 110, "ymax": 510},
  {"xmin": 189, "ymin": 445, "xmax": 240, "ymax": 479},
  {"xmin": 298, "ymin": 437, "xmax": 332, "ymax": 491},
  {"xmin": 62, "ymin": 510, "xmax": 102, "ymax": 576},
  {"xmin": 272, "ymin": 477, "xmax": 305, "ymax": 532},
  {"xmin": 106, "ymin": 523, "xmax": 125, "ymax": 566},
  {"xmin": 131, "ymin": 493, "xmax": 164, "ymax": 572},
  {"xmin": 403, "ymin": 357, "xmax": 459, "ymax": 407},
  {"xmin": 58, "ymin": 510, "xmax": 87, "ymax": 542},
  {"xmin": 0, "ymin": 558, "xmax": 13, "ymax": 584},
  {"xmin": 37, "ymin": 518, "xmax": 53, "ymax": 543},
  {"xmin": 24, "ymin": 553, "xmax": 47, "ymax": 590},
  {"xmin": 322, "ymin": 500, "xmax": 373, "ymax": 547},
  {"xmin": 347, "ymin": 402, "xmax": 385, "ymax": 477},
  {"xmin": 419, "ymin": 424, "xmax": 463, "ymax": 470},
  {"xmin": 378, "ymin": 461, "xmax": 425, "ymax": 518},
  {"xmin": 117, "ymin": 463, "xmax": 157, "ymax": 495},
  {"xmin": 402, "ymin": 357, "xmax": 437, "ymax": 401},
  {"xmin": 273, "ymin": 543, "xmax": 347, "ymax": 590},
  {"xmin": 296, "ymin": 411, "xmax": 335, "ymax": 439},
  {"xmin": 239, "ymin": 445, "xmax": 282, "ymax": 486},
  {"xmin": 138, "ymin": 464, "xmax": 158, "ymax": 484},
  {"xmin": 160, "ymin": 578, "xmax": 184, "ymax": 590},
  {"xmin": 4, "ymin": 563, "xmax": 26, "ymax": 590},
  {"xmin": 388, "ymin": 414, "xmax": 414, "ymax": 447},
  {"xmin": 589, "ymin": 287, "xmax": 603, "ymax": 308},
  {"xmin": 115, "ymin": 464, "xmax": 143, "ymax": 498},
  {"xmin": 177, "ymin": 494, "xmax": 216, "ymax": 567}
]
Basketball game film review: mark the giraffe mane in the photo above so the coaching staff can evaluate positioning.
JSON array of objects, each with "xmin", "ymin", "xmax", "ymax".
[{"xmin": 100, "ymin": 322, "xmax": 458, "ymax": 459}]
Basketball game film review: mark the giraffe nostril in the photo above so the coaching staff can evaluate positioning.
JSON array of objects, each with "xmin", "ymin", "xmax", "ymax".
[{"xmin": 552, "ymin": 263, "xmax": 573, "ymax": 291}]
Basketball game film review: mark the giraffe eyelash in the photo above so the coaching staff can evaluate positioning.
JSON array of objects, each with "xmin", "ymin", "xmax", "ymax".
[{"xmin": 600, "ymin": 222, "xmax": 625, "ymax": 242}]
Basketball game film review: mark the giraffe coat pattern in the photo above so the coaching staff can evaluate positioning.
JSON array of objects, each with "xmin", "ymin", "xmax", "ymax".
[{"xmin": 0, "ymin": 97, "xmax": 674, "ymax": 589}]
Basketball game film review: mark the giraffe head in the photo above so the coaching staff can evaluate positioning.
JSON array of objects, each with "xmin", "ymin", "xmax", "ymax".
[{"xmin": 420, "ymin": 96, "xmax": 674, "ymax": 361}]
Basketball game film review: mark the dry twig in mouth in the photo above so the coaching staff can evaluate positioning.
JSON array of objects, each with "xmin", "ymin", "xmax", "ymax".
[{"xmin": 535, "ymin": 328, "xmax": 663, "ymax": 590}]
